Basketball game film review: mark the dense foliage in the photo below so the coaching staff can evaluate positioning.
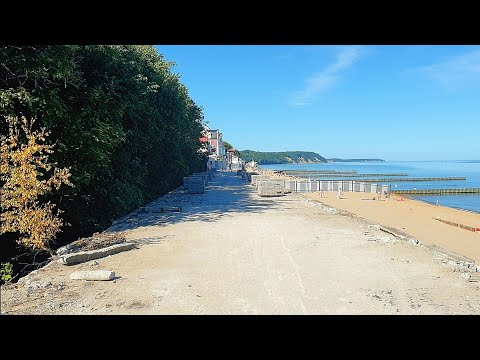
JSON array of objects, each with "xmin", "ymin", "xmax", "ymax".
[
  {"xmin": 223, "ymin": 141, "xmax": 240, "ymax": 157},
  {"xmin": 239, "ymin": 150, "xmax": 327, "ymax": 164},
  {"xmin": 223, "ymin": 141, "xmax": 233, "ymax": 151},
  {"xmin": 0, "ymin": 45, "xmax": 207, "ymax": 274}
]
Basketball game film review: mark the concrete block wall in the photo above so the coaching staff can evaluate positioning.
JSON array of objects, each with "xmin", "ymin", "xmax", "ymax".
[
  {"xmin": 257, "ymin": 180, "xmax": 287, "ymax": 197},
  {"xmin": 183, "ymin": 171, "xmax": 209, "ymax": 194},
  {"xmin": 246, "ymin": 172, "xmax": 258, "ymax": 182},
  {"xmin": 251, "ymin": 174, "xmax": 267, "ymax": 187}
]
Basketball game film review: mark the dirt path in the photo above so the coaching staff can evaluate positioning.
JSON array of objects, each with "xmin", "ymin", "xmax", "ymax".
[{"xmin": 2, "ymin": 172, "xmax": 480, "ymax": 314}]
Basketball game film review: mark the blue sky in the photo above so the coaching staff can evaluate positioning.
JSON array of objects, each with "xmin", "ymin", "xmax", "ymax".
[{"xmin": 155, "ymin": 45, "xmax": 480, "ymax": 161}]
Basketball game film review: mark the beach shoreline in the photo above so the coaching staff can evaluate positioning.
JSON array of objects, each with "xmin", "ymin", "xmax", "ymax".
[
  {"xmin": 302, "ymin": 190, "xmax": 480, "ymax": 264},
  {"xmin": 253, "ymin": 165, "xmax": 480, "ymax": 264},
  {"xmin": 404, "ymin": 194, "xmax": 480, "ymax": 215},
  {"xmin": 260, "ymin": 160, "xmax": 480, "ymax": 214}
]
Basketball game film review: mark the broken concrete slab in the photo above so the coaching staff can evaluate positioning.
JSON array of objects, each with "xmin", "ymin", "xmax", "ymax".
[
  {"xmin": 408, "ymin": 238, "xmax": 421, "ymax": 246},
  {"xmin": 468, "ymin": 273, "xmax": 480, "ymax": 282},
  {"xmin": 160, "ymin": 206, "xmax": 182, "ymax": 212},
  {"xmin": 460, "ymin": 272, "xmax": 471, "ymax": 280},
  {"xmin": 428, "ymin": 245, "xmax": 475, "ymax": 266},
  {"xmin": 58, "ymin": 242, "xmax": 136, "ymax": 266},
  {"xmin": 379, "ymin": 225, "xmax": 408, "ymax": 239},
  {"xmin": 70, "ymin": 270, "xmax": 115, "ymax": 281}
]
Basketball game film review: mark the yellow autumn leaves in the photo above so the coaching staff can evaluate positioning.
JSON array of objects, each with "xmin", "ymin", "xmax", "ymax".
[{"xmin": 1, "ymin": 116, "xmax": 73, "ymax": 251}]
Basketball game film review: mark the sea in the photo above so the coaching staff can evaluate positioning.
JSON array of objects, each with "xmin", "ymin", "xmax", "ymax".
[{"xmin": 260, "ymin": 160, "xmax": 480, "ymax": 214}]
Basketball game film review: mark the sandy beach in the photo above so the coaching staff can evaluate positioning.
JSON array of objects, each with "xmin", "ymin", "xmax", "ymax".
[
  {"xmin": 2, "ymin": 172, "xmax": 480, "ymax": 315},
  {"xmin": 304, "ymin": 191, "xmax": 480, "ymax": 264}
]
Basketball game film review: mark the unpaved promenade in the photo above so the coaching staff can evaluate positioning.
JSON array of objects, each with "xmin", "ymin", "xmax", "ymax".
[{"xmin": 2, "ymin": 172, "xmax": 480, "ymax": 314}]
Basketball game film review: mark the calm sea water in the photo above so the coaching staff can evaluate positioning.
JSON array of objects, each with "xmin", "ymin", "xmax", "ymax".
[{"xmin": 260, "ymin": 161, "xmax": 480, "ymax": 214}]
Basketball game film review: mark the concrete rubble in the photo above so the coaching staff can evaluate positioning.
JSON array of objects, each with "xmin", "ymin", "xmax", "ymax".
[
  {"xmin": 70, "ymin": 270, "xmax": 116, "ymax": 281},
  {"xmin": 58, "ymin": 242, "xmax": 136, "ymax": 265}
]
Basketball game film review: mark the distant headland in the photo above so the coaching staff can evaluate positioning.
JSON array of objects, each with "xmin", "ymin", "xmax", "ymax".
[
  {"xmin": 238, "ymin": 150, "xmax": 384, "ymax": 165},
  {"xmin": 239, "ymin": 150, "xmax": 327, "ymax": 164}
]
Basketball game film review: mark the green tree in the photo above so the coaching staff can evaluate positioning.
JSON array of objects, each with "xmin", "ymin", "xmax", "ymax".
[{"xmin": 1, "ymin": 45, "xmax": 206, "ymax": 275}]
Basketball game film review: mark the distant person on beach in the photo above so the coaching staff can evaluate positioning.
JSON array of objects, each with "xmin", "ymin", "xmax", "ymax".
[
  {"xmin": 337, "ymin": 187, "xmax": 342, "ymax": 199},
  {"xmin": 320, "ymin": 189, "xmax": 324, "ymax": 198},
  {"xmin": 436, "ymin": 198, "xmax": 440, "ymax": 206}
]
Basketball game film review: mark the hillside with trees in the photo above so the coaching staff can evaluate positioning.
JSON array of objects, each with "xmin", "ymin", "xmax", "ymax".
[
  {"xmin": 223, "ymin": 141, "xmax": 240, "ymax": 157},
  {"xmin": 239, "ymin": 150, "xmax": 327, "ymax": 164},
  {"xmin": 0, "ymin": 45, "xmax": 207, "ymax": 280}
]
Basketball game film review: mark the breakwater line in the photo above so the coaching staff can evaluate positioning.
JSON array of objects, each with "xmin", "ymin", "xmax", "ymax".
[
  {"xmin": 325, "ymin": 177, "xmax": 466, "ymax": 182},
  {"xmin": 295, "ymin": 173, "xmax": 409, "ymax": 178},
  {"xmin": 393, "ymin": 188, "xmax": 480, "ymax": 195}
]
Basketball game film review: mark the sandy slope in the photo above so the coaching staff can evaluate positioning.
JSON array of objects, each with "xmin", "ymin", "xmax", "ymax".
[
  {"xmin": 2, "ymin": 172, "xmax": 480, "ymax": 315},
  {"xmin": 304, "ymin": 191, "xmax": 480, "ymax": 263}
]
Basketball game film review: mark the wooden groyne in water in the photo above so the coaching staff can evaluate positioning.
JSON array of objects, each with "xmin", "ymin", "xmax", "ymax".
[
  {"xmin": 296, "ymin": 173, "xmax": 409, "ymax": 178},
  {"xmin": 392, "ymin": 188, "xmax": 480, "ymax": 195},
  {"xmin": 328, "ymin": 177, "xmax": 466, "ymax": 183},
  {"xmin": 280, "ymin": 170, "xmax": 357, "ymax": 174}
]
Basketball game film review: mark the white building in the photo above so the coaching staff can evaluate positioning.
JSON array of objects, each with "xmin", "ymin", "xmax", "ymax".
[{"xmin": 206, "ymin": 129, "xmax": 226, "ymax": 158}]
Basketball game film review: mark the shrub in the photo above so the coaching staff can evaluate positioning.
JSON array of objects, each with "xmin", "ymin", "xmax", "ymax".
[{"xmin": 0, "ymin": 116, "xmax": 73, "ymax": 252}]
